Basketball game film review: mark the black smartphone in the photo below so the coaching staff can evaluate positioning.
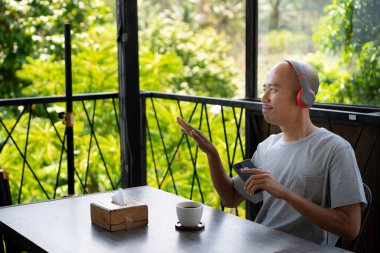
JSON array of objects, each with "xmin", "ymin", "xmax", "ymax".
[
  {"xmin": 232, "ymin": 159, "xmax": 263, "ymax": 194},
  {"xmin": 232, "ymin": 159, "xmax": 256, "ymax": 182}
]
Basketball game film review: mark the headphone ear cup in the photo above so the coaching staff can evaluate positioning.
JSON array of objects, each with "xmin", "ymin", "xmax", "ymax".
[{"xmin": 297, "ymin": 88, "xmax": 309, "ymax": 108}]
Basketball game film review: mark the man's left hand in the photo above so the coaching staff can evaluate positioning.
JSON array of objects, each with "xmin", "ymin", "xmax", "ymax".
[{"xmin": 242, "ymin": 168, "xmax": 289, "ymax": 199}]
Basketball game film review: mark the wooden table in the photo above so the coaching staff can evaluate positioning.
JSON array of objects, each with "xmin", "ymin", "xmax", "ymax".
[{"xmin": 0, "ymin": 186, "xmax": 349, "ymax": 252}]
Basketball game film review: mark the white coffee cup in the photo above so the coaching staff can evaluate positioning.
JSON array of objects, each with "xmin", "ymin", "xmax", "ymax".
[{"xmin": 176, "ymin": 201, "xmax": 203, "ymax": 227}]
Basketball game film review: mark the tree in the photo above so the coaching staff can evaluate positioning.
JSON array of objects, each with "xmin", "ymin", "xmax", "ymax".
[
  {"xmin": 316, "ymin": 0, "xmax": 380, "ymax": 105},
  {"xmin": 139, "ymin": 15, "xmax": 238, "ymax": 97},
  {"xmin": 0, "ymin": 0, "xmax": 111, "ymax": 98}
]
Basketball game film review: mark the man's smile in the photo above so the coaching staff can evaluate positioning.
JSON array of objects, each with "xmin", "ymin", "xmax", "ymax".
[{"xmin": 262, "ymin": 104, "xmax": 273, "ymax": 112}]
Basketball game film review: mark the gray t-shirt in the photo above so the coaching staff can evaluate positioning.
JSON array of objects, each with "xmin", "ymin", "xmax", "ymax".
[{"xmin": 232, "ymin": 128, "xmax": 366, "ymax": 245}]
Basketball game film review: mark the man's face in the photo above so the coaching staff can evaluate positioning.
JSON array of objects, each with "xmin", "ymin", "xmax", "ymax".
[{"xmin": 261, "ymin": 62, "xmax": 300, "ymax": 126}]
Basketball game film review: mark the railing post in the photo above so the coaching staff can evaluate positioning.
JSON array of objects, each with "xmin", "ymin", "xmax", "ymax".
[
  {"xmin": 117, "ymin": 0, "xmax": 146, "ymax": 187},
  {"xmin": 64, "ymin": 23, "xmax": 75, "ymax": 195},
  {"xmin": 245, "ymin": 0, "xmax": 259, "ymax": 221},
  {"xmin": 140, "ymin": 97, "xmax": 147, "ymax": 185}
]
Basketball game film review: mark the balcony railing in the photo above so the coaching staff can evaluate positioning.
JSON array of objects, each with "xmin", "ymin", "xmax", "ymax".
[{"xmin": 0, "ymin": 93, "xmax": 120, "ymax": 203}]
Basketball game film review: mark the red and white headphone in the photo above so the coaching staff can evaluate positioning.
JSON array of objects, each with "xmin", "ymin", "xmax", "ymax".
[{"xmin": 284, "ymin": 59, "xmax": 316, "ymax": 108}]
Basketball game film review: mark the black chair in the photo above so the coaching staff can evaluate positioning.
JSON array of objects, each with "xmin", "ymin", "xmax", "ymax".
[
  {"xmin": 0, "ymin": 169, "xmax": 12, "ymax": 207},
  {"xmin": 0, "ymin": 169, "xmax": 21, "ymax": 253},
  {"xmin": 336, "ymin": 182, "xmax": 372, "ymax": 253},
  {"xmin": 0, "ymin": 169, "xmax": 12, "ymax": 253}
]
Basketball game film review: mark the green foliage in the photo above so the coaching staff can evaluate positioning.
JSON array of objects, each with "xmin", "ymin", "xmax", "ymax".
[
  {"xmin": 315, "ymin": 0, "xmax": 380, "ymax": 105},
  {"xmin": 0, "ymin": 0, "xmax": 112, "ymax": 98},
  {"xmin": 17, "ymin": 24, "xmax": 118, "ymax": 96},
  {"xmin": 17, "ymin": 17, "xmax": 239, "ymax": 98},
  {"xmin": 140, "ymin": 15, "xmax": 239, "ymax": 97},
  {"xmin": 1, "ymin": 100, "xmax": 120, "ymax": 203},
  {"xmin": 260, "ymin": 29, "xmax": 309, "ymax": 54}
]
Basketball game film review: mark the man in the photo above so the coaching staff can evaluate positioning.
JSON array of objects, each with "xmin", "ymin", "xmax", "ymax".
[{"xmin": 176, "ymin": 59, "xmax": 366, "ymax": 246}]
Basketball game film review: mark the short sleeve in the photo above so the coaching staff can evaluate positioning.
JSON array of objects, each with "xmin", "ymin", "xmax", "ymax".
[{"xmin": 329, "ymin": 146, "xmax": 367, "ymax": 208}]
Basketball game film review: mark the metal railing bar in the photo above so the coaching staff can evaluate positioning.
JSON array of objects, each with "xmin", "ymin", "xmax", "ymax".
[
  {"xmin": 81, "ymin": 100, "xmax": 115, "ymax": 190},
  {"xmin": 194, "ymin": 104, "xmax": 205, "ymax": 203},
  {"xmin": 230, "ymin": 108, "xmax": 239, "ymax": 169},
  {"xmin": 144, "ymin": 91, "xmax": 380, "ymax": 114},
  {"xmin": 146, "ymin": 117, "xmax": 160, "ymax": 188},
  {"xmin": 41, "ymin": 103, "xmax": 86, "ymax": 192},
  {"xmin": 53, "ymin": 131, "xmax": 66, "ymax": 199},
  {"xmin": 0, "ymin": 117, "xmax": 50, "ymax": 199},
  {"xmin": 231, "ymin": 107, "xmax": 245, "ymax": 163},
  {"xmin": 42, "ymin": 104, "xmax": 65, "ymax": 147},
  {"xmin": 184, "ymin": 101, "xmax": 201, "ymax": 200},
  {"xmin": 202, "ymin": 104, "xmax": 226, "ymax": 211},
  {"xmin": 177, "ymin": 100, "xmax": 195, "ymax": 195},
  {"xmin": 18, "ymin": 105, "xmax": 32, "ymax": 204},
  {"xmin": 230, "ymin": 107, "xmax": 239, "ymax": 166},
  {"xmin": 237, "ymin": 108, "xmax": 246, "ymax": 158},
  {"xmin": 111, "ymin": 97, "xmax": 120, "ymax": 191},
  {"xmin": 41, "ymin": 103, "xmax": 66, "ymax": 199},
  {"xmin": 142, "ymin": 91, "xmax": 380, "ymax": 113},
  {"xmin": 221, "ymin": 106, "xmax": 232, "ymax": 178},
  {"xmin": 161, "ymin": 92, "xmax": 378, "ymax": 114},
  {"xmin": 0, "ymin": 106, "xmax": 28, "ymax": 154},
  {"xmin": 0, "ymin": 92, "xmax": 118, "ymax": 107},
  {"xmin": 142, "ymin": 91, "xmax": 380, "ymax": 125},
  {"xmin": 141, "ymin": 91, "xmax": 262, "ymax": 110},
  {"xmin": 204, "ymin": 104, "xmax": 213, "ymax": 142},
  {"xmin": 115, "ymin": 179, "xmax": 121, "ymax": 189},
  {"xmin": 189, "ymin": 103, "xmax": 205, "ymax": 202},
  {"xmin": 112, "ymin": 98, "xmax": 120, "ymax": 134},
  {"xmin": 223, "ymin": 106, "xmax": 242, "ymax": 216},
  {"xmin": 150, "ymin": 97, "xmax": 178, "ymax": 194},
  {"xmin": 84, "ymin": 100, "xmax": 97, "ymax": 194}
]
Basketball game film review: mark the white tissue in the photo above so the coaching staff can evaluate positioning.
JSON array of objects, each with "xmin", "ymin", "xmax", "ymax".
[{"xmin": 111, "ymin": 188, "xmax": 127, "ymax": 206}]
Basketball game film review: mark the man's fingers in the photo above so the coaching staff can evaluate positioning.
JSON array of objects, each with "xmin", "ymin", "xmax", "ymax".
[
  {"xmin": 177, "ymin": 117, "xmax": 210, "ymax": 147},
  {"xmin": 181, "ymin": 128, "xmax": 191, "ymax": 135},
  {"xmin": 241, "ymin": 168, "xmax": 265, "ymax": 174},
  {"xmin": 177, "ymin": 117, "xmax": 196, "ymax": 134},
  {"xmin": 192, "ymin": 129, "xmax": 207, "ymax": 140},
  {"xmin": 191, "ymin": 129, "xmax": 203, "ymax": 140}
]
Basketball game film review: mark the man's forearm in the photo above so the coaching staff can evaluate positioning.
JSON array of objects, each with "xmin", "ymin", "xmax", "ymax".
[
  {"xmin": 284, "ymin": 190, "xmax": 361, "ymax": 240},
  {"xmin": 207, "ymin": 151, "xmax": 243, "ymax": 207}
]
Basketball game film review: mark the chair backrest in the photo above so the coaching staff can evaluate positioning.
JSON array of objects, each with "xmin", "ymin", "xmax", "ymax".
[
  {"xmin": 349, "ymin": 182, "xmax": 372, "ymax": 252},
  {"xmin": 0, "ymin": 169, "xmax": 14, "ymax": 253},
  {"xmin": 0, "ymin": 169, "xmax": 12, "ymax": 206}
]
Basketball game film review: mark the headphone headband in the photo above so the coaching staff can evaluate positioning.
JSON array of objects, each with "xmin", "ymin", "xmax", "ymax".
[{"xmin": 284, "ymin": 59, "xmax": 316, "ymax": 108}]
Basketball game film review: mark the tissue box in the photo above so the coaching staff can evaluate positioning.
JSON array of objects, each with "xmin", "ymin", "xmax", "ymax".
[{"xmin": 90, "ymin": 198, "xmax": 148, "ymax": 231}]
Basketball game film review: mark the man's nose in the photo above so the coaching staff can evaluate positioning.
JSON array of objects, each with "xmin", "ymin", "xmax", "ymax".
[{"xmin": 261, "ymin": 90, "xmax": 269, "ymax": 103}]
